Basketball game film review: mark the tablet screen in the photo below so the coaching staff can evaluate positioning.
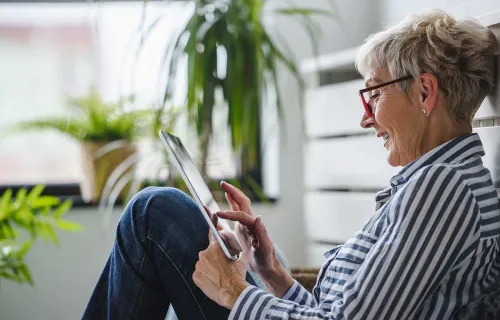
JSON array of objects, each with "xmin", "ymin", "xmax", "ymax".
[{"xmin": 161, "ymin": 132, "xmax": 222, "ymax": 215}]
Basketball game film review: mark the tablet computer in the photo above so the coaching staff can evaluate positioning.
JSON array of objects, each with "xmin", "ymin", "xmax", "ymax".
[{"xmin": 159, "ymin": 130, "xmax": 240, "ymax": 260}]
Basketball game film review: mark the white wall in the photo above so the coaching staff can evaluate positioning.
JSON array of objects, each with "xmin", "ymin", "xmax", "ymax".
[
  {"xmin": 379, "ymin": 0, "xmax": 500, "ymax": 25},
  {"xmin": 0, "ymin": 208, "xmax": 121, "ymax": 320}
]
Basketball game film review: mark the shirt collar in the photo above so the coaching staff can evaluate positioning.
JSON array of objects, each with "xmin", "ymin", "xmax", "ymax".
[{"xmin": 390, "ymin": 133, "xmax": 484, "ymax": 188}]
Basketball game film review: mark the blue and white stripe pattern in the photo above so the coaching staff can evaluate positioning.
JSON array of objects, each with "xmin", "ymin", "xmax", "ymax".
[{"xmin": 229, "ymin": 133, "xmax": 500, "ymax": 319}]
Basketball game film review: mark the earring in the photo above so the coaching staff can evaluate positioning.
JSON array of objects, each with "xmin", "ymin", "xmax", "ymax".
[{"xmin": 422, "ymin": 109, "xmax": 427, "ymax": 116}]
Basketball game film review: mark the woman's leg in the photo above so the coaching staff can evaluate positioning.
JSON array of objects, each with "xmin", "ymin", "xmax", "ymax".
[{"xmin": 82, "ymin": 186, "xmax": 242, "ymax": 320}]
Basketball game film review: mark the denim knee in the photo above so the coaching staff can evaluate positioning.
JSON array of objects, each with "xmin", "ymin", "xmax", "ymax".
[
  {"xmin": 133, "ymin": 187, "xmax": 192, "ymax": 206},
  {"xmin": 119, "ymin": 187, "xmax": 197, "ymax": 240}
]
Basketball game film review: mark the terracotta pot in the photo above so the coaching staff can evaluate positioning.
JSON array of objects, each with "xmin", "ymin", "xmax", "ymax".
[{"xmin": 80, "ymin": 141, "xmax": 137, "ymax": 203}]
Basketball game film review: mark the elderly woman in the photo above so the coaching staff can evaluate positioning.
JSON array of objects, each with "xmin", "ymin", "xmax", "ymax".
[{"xmin": 83, "ymin": 9, "xmax": 499, "ymax": 320}]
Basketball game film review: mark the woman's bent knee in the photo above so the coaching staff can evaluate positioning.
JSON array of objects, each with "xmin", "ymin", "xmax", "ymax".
[
  {"xmin": 132, "ymin": 187, "xmax": 193, "ymax": 206},
  {"xmin": 125, "ymin": 187, "xmax": 195, "ymax": 217},
  {"xmin": 119, "ymin": 187, "xmax": 202, "ymax": 240}
]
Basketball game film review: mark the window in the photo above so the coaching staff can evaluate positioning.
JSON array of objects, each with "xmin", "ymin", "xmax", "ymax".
[
  {"xmin": 0, "ymin": 3, "xmax": 94, "ymax": 185},
  {"xmin": 0, "ymin": 1, "xmax": 279, "ymax": 200}
]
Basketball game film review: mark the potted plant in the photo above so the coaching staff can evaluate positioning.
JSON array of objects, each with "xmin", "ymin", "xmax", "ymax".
[
  {"xmin": 10, "ymin": 87, "xmax": 157, "ymax": 203},
  {"xmin": 0, "ymin": 185, "xmax": 81, "ymax": 285},
  {"xmin": 98, "ymin": 104, "xmax": 182, "ymax": 217},
  {"xmin": 155, "ymin": 0, "xmax": 331, "ymax": 179}
]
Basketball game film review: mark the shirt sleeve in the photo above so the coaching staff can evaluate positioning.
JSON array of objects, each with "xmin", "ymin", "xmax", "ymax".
[
  {"xmin": 229, "ymin": 165, "xmax": 481, "ymax": 319},
  {"xmin": 281, "ymin": 279, "xmax": 317, "ymax": 306}
]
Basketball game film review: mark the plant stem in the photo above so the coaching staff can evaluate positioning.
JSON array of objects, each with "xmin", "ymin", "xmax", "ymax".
[{"xmin": 199, "ymin": 126, "xmax": 211, "ymax": 180}]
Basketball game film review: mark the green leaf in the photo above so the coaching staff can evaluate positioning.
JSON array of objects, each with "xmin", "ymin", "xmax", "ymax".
[
  {"xmin": 35, "ymin": 221, "xmax": 55, "ymax": 243},
  {"xmin": 31, "ymin": 196, "xmax": 60, "ymax": 209},
  {"xmin": 27, "ymin": 185, "xmax": 45, "ymax": 202},
  {"xmin": 11, "ymin": 207, "xmax": 34, "ymax": 229},
  {"xmin": 14, "ymin": 188, "xmax": 27, "ymax": 207},
  {"xmin": 16, "ymin": 241, "xmax": 33, "ymax": 259},
  {"xmin": 37, "ymin": 225, "xmax": 49, "ymax": 241},
  {"xmin": 19, "ymin": 264, "xmax": 34, "ymax": 285},
  {"xmin": 275, "ymin": 7, "xmax": 333, "ymax": 16},
  {"xmin": 55, "ymin": 220, "xmax": 83, "ymax": 232},
  {"xmin": 243, "ymin": 175, "xmax": 269, "ymax": 203},
  {"xmin": 1, "ymin": 222, "xmax": 16, "ymax": 240},
  {"xmin": 0, "ymin": 189, "xmax": 12, "ymax": 221},
  {"xmin": 0, "ymin": 271, "xmax": 22, "ymax": 283},
  {"xmin": 52, "ymin": 200, "xmax": 73, "ymax": 219},
  {"xmin": 0, "ymin": 240, "xmax": 15, "ymax": 254},
  {"xmin": 8, "ymin": 118, "xmax": 89, "ymax": 142},
  {"xmin": 13, "ymin": 206, "xmax": 35, "ymax": 225},
  {"xmin": 45, "ymin": 225, "xmax": 59, "ymax": 245}
]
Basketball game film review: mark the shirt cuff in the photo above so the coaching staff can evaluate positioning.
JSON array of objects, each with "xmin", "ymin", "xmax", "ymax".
[
  {"xmin": 228, "ymin": 285, "xmax": 277, "ymax": 320},
  {"xmin": 281, "ymin": 280, "xmax": 301, "ymax": 301},
  {"xmin": 281, "ymin": 279, "xmax": 315, "ymax": 306}
]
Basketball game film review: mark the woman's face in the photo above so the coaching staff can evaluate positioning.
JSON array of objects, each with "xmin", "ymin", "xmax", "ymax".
[{"xmin": 360, "ymin": 67, "xmax": 425, "ymax": 167}]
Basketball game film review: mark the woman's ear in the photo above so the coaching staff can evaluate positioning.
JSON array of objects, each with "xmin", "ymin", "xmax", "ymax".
[{"xmin": 419, "ymin": 73, "xmax": 438, "ymax": 115}]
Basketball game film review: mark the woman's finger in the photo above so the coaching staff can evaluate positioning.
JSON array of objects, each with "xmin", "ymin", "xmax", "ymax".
[
  {"xmin": 203, "ymin": 205, "xmax": 213, "ymax": 218},
  {"xmin": 211, "ymin": 212, "xmax": 219, "ymax": 229},
  {"xmin": 220, "ymin": 181, "xmax": 251, "ymax": 211},
  {"xmin": 253, "ymin": 216, "xmax": 271, "ymax": 249},
  {"xmin": 225, "ymin": 192, "xmax": 240, "ymax": 212},
  {"xmin": 208, "ymin": 229, "xmax": 218, "ymax": 243},
  {"xmin": 204, "ymin": 205, "xmax": 222, "ymax": 230},
  {"xmin": 217, "ymin": 210, "xmax": 256, "ymax": 228}
]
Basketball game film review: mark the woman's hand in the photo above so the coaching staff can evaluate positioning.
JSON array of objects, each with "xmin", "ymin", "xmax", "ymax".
[
  {"xmin": 203, "ymin": 205, "xmax": 242, "ymax": 256},
  {"xmin": 193, "ymin": 229, "xmax": 249, "ymax": 309},
  {"xmin": 216, "ymin": 181, "xmax": 294, "ymax": 297}
]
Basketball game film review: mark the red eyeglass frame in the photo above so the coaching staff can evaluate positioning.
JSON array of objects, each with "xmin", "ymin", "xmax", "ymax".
[{"xmin": 359, "ymin": 75, "xmax": 413, "ymax": 117}]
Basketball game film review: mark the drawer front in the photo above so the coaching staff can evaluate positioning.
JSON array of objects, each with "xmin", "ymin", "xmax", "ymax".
[
  {"xmin": 305, "ymin": 134, "xmax": 399, "ymax": 190},
  {"xmin": 304, "ymin": 79, "xmax": 365, "ymax": 137},
  {"xmin": 305, "ymin": 192, "xmax": 376, "ymax": 244},
  {"xmin": 475, "ymin": 127, "xmax": 500, "ymax": 191}
]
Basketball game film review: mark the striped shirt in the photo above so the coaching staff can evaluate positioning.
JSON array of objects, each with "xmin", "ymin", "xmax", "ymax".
[{"xmin": 229, "ymin": 133, "xmax": 500, "ymax": 319}]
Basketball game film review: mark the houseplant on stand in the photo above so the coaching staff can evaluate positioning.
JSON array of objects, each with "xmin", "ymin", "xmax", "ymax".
[{"xmin": 10, "ymin": 87, "xmax": 156, "ymax": 203}]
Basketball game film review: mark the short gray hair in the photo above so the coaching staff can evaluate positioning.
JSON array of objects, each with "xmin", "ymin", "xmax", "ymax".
[{"xmin": 356, "ymin": 10, "xmax": 497, "ymax": 122}]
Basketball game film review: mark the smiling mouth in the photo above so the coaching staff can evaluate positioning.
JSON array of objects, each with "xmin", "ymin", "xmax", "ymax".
[{"xmin": 377, "ymin": 132, "xmax": 390, "ymax": 142}]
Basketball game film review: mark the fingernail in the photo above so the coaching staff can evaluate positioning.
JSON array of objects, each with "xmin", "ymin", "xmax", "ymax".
[{"xmin": 256, "ymin": 215, "xmax": 263, "ymax": 225}]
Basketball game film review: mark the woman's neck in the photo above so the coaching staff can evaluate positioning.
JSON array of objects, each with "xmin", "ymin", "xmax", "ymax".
[{"xmin": 422, "ymin": 119, "xmax": 472, "ymax": 156}]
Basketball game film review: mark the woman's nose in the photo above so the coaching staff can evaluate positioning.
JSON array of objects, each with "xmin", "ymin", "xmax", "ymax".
[{"xmin": 360, "ymin": 111, "xmax": 374, "ymax": 129}]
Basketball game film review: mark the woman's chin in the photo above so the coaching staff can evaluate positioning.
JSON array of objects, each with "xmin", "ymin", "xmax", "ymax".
[{"xmin": 385, "ymin": 141, "xmax": 400, "ymax": 167}]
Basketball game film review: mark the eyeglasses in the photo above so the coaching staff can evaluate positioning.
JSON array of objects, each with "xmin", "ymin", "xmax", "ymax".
[{"xmin": 359, "ymin": 75, "xmax": 412, "ymax": 117}]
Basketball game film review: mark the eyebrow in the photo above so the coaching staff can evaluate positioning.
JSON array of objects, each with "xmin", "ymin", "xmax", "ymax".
[{"xmin": 365, "ymin": 76, "xmax": 384, "ymax": 87}]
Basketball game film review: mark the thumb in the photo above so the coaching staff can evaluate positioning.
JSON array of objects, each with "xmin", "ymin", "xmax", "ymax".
[
  {"xmin": 237, "ymin": 250, "xmax": 250, "ymax": 266},
  {"xmin": 253, "ymin": 216, "xmax": 273, "ymax": 251},
  {"xmin": 211, "ymin": 213, "xmax": 223, "ymax": 231},
  {"xmin": 254, "ymin": 216, "xmax": 269, "ymax": 241},
  {"xmin": 208, "ymin": 229, "xmax": 218, "ymax": 243}
]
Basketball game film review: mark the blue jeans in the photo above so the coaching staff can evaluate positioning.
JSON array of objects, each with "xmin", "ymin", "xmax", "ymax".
[{"xmin": 82, "ymin": 187, "xmax": 258, "ymax": 320}]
